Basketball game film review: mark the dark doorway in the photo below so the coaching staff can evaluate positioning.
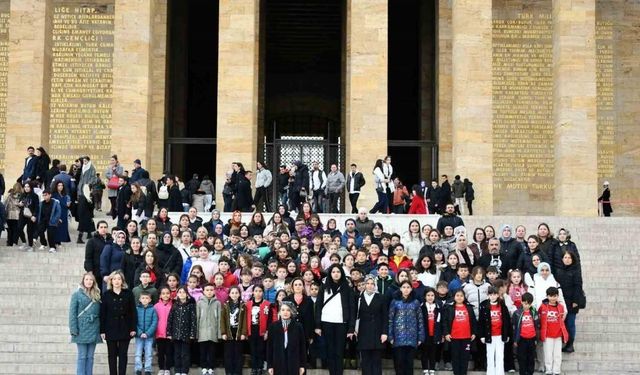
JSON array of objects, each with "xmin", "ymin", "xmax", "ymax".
[
  {"xmin": 388, "ymin": 0, "xmax": 437, "ymax": 188},
  {"xmin": 165, "ymin": 0, "xmax": 218, "ymax": 180},
  {"xmin": 262, "ymin": 0, "xmax": 343, "ymax": 141}
]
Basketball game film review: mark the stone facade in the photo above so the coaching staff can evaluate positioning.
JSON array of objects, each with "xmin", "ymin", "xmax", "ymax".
[{"xmin": 0, "ymin": 0, "xmax": 637, "ymax": 216}]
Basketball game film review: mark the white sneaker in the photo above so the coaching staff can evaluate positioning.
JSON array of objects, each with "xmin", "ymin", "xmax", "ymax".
[
  {"xmin": 48, "ymin": 247, "xmax": 56, "ymax": 253},
  {"xmin": 18, "ymin": 245, "xmax": 27, "ymax": 250},
  {"xmin": 26, "ymin": 247, "xmax": 33, "ymax": 252},
  {"xmin": 202, "ymin": 369, "xmax": 207, "ymax": 375},
  {"xmin": 38, "ymin": 245, "xmax": 46, "ymax": 251},
  {"xmin": 430, "ymin": 370, "xmax": 436, "ymax": 375}
]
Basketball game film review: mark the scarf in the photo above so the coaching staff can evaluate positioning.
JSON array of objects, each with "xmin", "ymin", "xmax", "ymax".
[
  {"xmin": 82, "ymin": 160, "xmax": 92, "ymax": 175},
  {"xmin": 282, "ymin": 319, "xmax": 291, "ymax": 348}
]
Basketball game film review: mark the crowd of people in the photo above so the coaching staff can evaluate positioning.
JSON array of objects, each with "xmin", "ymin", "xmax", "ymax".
[{"xmin": 5, "ymin": 148, "xmax": 585, "ymax": 375}]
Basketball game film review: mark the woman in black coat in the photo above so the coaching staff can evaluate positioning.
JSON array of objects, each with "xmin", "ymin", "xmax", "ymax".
[
  {"xmin": 121, "ymin": 237, "xmax": 144, "ymax": 288},
  {"xmin": 314, "ymin": 264, "xmax": 356, "ymax": 375},
  {"xmin": 156, "ymin": 232, "xmax": 183, "ymax": 277},
  {"xmin": 355, "ymin": 275, "xmax": 388, "ymax": 375},
  {"xmin": 554, "ymin": 250, "xmax": 583, "ymax": 353},
  {"xmin": 100, "ymin": 270, "xmax": 136, "ymax": 375},
  {"xmin": 234, "ymin": 170, "xmax": 254, "ymax": 212},
  {"xmin": 267, "ymin": 302, "xmax": 307, "ymax": 375},
  {"xmin": 284, "ymin": 277, "xmax": 315, "ymax": 342}
]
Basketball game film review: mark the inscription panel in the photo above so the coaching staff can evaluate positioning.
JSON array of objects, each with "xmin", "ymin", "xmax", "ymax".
[
  {"xmin": 49, "ymin": 1, "xmax": 114, "ymax": 172},
  {"xmin": 492, "ymin": 0, "xmax": 554, "ymax": 214},
  {"xmin": 596, "ymin": 20, "xmax": 614, "ymax": 180},
  {"xmin": 0, "ymin": 1, "xmax": 8, "ymax": 172}
]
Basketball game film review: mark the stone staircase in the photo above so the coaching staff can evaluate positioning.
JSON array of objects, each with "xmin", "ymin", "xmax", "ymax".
[{"xmin": 0, "ymin": 215, "xmax": 638, "ymax": 374}]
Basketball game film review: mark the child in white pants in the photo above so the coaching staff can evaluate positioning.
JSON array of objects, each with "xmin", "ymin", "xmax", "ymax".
[
  {"xmin": 479, "ymin": 287, "xmax": 511, "ymax": 375},
  {"xmin": 538, "ymin": 287, "xmax": 568, "ymax": 375}
]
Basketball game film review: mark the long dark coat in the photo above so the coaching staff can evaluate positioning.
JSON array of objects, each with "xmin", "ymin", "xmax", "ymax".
[
  {"xmin": 266, "ymin": 320, "xmax": 307, "ymax": 375},
  {"xmin": 356, "ymin": 292, "xmax": 388, "ymax": 351},
  {"xmin": 283, "ymin": 294, "xmax": 315, "ymax": 341},
  {"xmin": 100, "ymin": 289, "xmax": 136, "ymax": 341}
]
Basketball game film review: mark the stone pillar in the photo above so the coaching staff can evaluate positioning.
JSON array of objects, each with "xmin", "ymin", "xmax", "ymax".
[
  {"xmin": 5, "ymin": 0, "xmax": 48, "ymax": 181},
  {"xmin": 344, "ymin": 0, "xmax": 387, "ymax": 212},
  {"xmin": 553, "ymin": 0, "xmax": 597, "ymax": 216},
  {"xmin": 451, "ymin": 0, "xmax": 493, "ymax": 214},
  {"xmin": 215, "ymin": 0, "xmax": 259, "ymax": 206},
  {"xmin": 437, "ymin": 0, "xmax": 453, "ymax": 179},
  {"xmin": 111, "ymin": 0, "xmax": 153, "ymax": 175},
  {"xmin": 149, "ymin": 0, "xmax": 168, "ymax": 178}
]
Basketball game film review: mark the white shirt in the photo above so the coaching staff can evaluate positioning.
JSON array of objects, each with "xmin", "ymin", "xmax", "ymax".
[
  {"xmin": 321, "ymin": 289, "xmax": 344, "ymax": 323},
  {"xmin": 310, "ymin": 169, "xmax": 327, "ymax": 191}
]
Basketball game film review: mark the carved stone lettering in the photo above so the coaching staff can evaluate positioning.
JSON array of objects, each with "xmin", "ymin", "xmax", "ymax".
[{"xmin": 49, "ymin": 1, "xmax": 114, "ymax": 172}]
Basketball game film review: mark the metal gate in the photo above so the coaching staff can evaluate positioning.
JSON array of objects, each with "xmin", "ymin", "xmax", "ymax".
[{"xmin": 259, "ymin": 136, "xmax": 345, "ymax": 212}]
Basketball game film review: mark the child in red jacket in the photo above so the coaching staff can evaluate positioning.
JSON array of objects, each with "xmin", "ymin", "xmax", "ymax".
[
  {"xmin": 389, "ymin": 244, "xmax": 413, "ymax": 274},
  {"xmin": 245, "ymin": 285, "xmax": 275, "ymax": 374},
  {"xmin": 538, "ymin": 287, "xmax": 568, "ymax": 375}
]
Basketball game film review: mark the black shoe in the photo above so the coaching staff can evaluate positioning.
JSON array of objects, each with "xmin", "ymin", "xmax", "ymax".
[
  {"xmin": 562, "ymin": 343, "xmax": 575, "ymax": 353},
  {"xmin": 135, "ymin": 371, "xmax": 142, "ymax": 375},
  {"xmin": 76, "ymin": 234, "xmax": 85, "ymax": 244}
]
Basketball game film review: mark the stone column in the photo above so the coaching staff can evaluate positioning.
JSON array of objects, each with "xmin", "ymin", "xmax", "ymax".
[
  {"xmin": 344, "ymin": 0, "xmax": 387, "ymax": 213},
  {"xmin": 111, "ymin": 0, "xmax": 153, "ymax": 174},
  {"xmin": 5, "ymin": 0, "xmax": 48, "ymax": 181},
  {"xmin": 553, "ymin": 0, "xmax": 597, "ymax": 216},
  {"xmin": 215, "ymin": 0, "xmax": 259, "ymax": 206},
  {"xmin": 451, "ymin": 0, "xmax": 493, "ymax": 214}
]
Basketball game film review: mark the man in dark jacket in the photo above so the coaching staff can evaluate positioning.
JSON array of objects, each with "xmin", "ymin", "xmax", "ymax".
[
  {"xmin": 478, "ymin": 238, "xmax": 507, "ymax": 278},
  {"xmin": 464, "ymin": 178, "xmax": 475, "ymax": 216},
  {"xmin": 115, "ymin": 177, "xmax": 132, "ymax": 229},
  {"xmin": 439, "ymin": 174, "xmax": 452, "ymax": 209},
  {"xmin": 289, "ymin": 161, "xmax": 309, "ymax": 212},
  {"xmin": 129, "ymin": 159, "xmax": 146, "ymax": 184},
  {"xmin": 19, "ymin": 146, "xmax": 36, "ymax": 184},
  {"xmin": 166, "ymin": 175, "xmax": 182, "ymax": 212},
  {"xmin": 84, "ymin": 220, "xmax": 111, "ymax": 281},
  {"xmin": 137, "ymin": 170, "xmax": 157, "ymax": 216},
  {"xmin": 346, "ymin": 163, "xmax": 365, "ymax": 214},
  {"xmin": 436, "ymin": 203, "xmax": 465, "ymax": 233}
]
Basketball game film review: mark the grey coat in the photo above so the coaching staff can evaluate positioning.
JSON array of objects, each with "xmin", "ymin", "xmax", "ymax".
[
  {"xmin": 326, "ymin": 171, "xmax": 345, "ymax": 193},
  {"xmin": 69, "ymin": 289, "xmax": 102, "ymax": 344},
  {"xmin": 105, "ymin": 164, "xmax": 123, "ymax": 198},
  {"xmin": 196, "ymin": 296, "xmax": 222, "ymax": 342},
  {"xmin": 79, "ymin": 164, "xmax": 97, "ymax": 198}
]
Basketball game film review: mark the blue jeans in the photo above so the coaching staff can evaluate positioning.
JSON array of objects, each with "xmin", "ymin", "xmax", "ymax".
[
  {"xmin": 566, "ymin": 312, "xmax": 577, "ymax": 341},
  {"xmin": 76, "ymin": 343, "xmax": 96, "ymax": 375},
  {"xmin": 370, "ymin": 189, "xmax": 389, "ymax": 214},
  {"xmin": 135, "ymin": 337, "xmax": 154, "ymax": 372}
]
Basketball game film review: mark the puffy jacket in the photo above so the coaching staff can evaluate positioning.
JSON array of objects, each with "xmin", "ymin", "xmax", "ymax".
[
  {"xmin": 196, "ymin": 296, "xmax": 221, "ymax": 342},
  {"xmin": 167, "ymin": 298, "xmax": 197, "ymax": 341},
  {"xmin": 462, "ymin": 281, "xmax": 490, "ymax": 318},
  {"xmin": 325, "ymin": 171, "xmax": 345, "ymax": 193},
  {"xmin": 154, "ymin": 299, "xmax": 173, "ymax": 338},
  {"xmin": 500, "ymin": 237, "xmax": 521, "ymax": 274},
  {"xmin": 199, "ymin": 178, "xmax": 215, "ymax": 195},
  {"xmin": 555, "ymin": 262, "xmax": 583, "ymax": 314},
  {"xmin": 436, "ymin": 214, "xmax": 464, "ymax": 234},
  {"xmin": 388, "ymin": 292, "xmax": 425, "ymax": 348},
  {"xmin": 478, "ymin": 299, "xmax": 511, "ymax": 343},
  {"xmin": 100, "ymin": 243, "xmax": 125, "ymax": 279},
  {"xmin": 136, "ymin": 303, "xmax": 158, "ymax": 337},
  {"xmin": 452, "ymin": 179, "xmax": 465, "ymax": 198},
  {"xmin": 355, "ymin": 218, "xmax": 375, "ymax": 237},
  {"xmin": 69, "ymin": 289, "xmax": 102, "ymax": 344}
]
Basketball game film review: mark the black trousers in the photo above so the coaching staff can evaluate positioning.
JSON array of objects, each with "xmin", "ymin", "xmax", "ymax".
[
  {"xmin": 224, "ymin": 340, "xmax": 244, "ymax": 375},
  {"xmin": 393, "ymin": 346, "xmax": 416, "ymax": 375},
  {"xmin": 467, "ymin": 200, "xmax": 473, "ymax": 216},
  {"xmin": 348, "ymin": 193, "xmax": 359, "ymax": 214},
  {"xmin": 19, "ymin": 217, "xmax": 36, "ymax": 246},
  {"xmin": 254, "ymin": 186, "xmax": 270, "ymax": 212},
  {"xmin": 199, "ymin": 340, "xmax": 215, "ymax": 369},
  {"xmin": 473, "ymin": 337, "xmax": 486, "ymax": 370},
  {"xmin": 6, "ymin": 219, "xmax": 20, "ymax": 246},
  {"xmin": 312, "ymin": 189, "xmax": 324, "ymax": 213},
  {"xmin": 156, "ymin": 338, "xmax": 174, "ymax": 370},
  {"xmin": 421, "ymin": 339, "xmax": 437, "ymax": 370},
  {"xmin": 321, "ymin": 322, "xmax": 347, "ymax": 375},
  {"xmin": 360, "ymin": 349, "xmax": 382, "ymax": 375},
  {"xmin": 250, "ymin": 326, "xmax": 266, "ymax": 370},
  {"xmin": 450, "ymin": 338, "xmax": 471, "ymax": 375},
  {"xmin": 173, "ymin": 340, "xmax": 191, "ymax": 373},
  {"xmin": 328, "ymin": 192, "xmax": 340, "ymax": 213},
  {"xmin": 504, "ymin": 338, "xmax": 516, "ymax": 371},
  {"xmin": 517, "ymin": 338, "xmax": 536, "ymax": 375},
  {"xmin": 38, "ymin": 225, "xmax": 56, "ymax": 247},
  {"xmin": 109, "ymin": 197, "xmax": 117, "ymax": 216},
  {"xmin": 106, "ymin": 339, "xmax": 130, "ymax": 375}
]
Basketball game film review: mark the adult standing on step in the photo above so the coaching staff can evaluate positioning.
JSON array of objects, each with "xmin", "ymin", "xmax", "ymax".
[
  {"xmin": 84, "ymin": 220, "xmax": 111, "ymax": 283},
  {"xmin": 100, "ymin": 270, "xmax": 136, "ymax": 375},
  {"xmin": 382, "ymin": 156, "xmax": 395, "ymax": 213},
  {"xmin": 598, "ymin": 181, "xmax": 612, "ymax": 217},
  {"xmin": 69, "ymin": 272, "xmax": 103, "ymax": 375},
  {"xmin": 105, "ymin": 155, "xmax": 124, "ymax": 217}
]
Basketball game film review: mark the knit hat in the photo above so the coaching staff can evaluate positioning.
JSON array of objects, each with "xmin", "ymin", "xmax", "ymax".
[{"xmin": 281, "ymin": 301, "xmax": 298, "ymax": 318}]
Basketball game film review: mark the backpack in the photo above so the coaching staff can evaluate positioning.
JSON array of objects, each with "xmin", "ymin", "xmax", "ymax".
[{"xmin": 158, "ymin": 184, "xmax": 169, "ymax": 200}]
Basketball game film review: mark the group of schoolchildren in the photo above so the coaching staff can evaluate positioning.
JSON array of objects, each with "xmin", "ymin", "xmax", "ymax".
[{"xmin": 71, "ymin": 210, "xmax": 579, "ymax": 375}]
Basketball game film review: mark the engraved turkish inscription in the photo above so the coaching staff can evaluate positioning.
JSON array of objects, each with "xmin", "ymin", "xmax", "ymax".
[
  {"xmin": 49, "ymin": 1, "xmax": 114, "ymax": 172},
  {"xmin": 492, "ymin": 13, "xmax": 554, "ymax": 193},
  {"xmin": 596, "ymin": 20, "xmax": 614, "ymax": 180},
  {"xmin": 0, "ymin": 1, "xmax": 9, "ymax": 172}
]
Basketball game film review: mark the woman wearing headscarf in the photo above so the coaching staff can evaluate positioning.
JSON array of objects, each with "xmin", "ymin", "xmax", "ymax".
[
  {"xmin": 314, "ymin": 264, "xmax": 356, "ymax": 375},
  {"xmin": 355, "ymin": 275, "xmax": 388, "ymax": 375}
]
